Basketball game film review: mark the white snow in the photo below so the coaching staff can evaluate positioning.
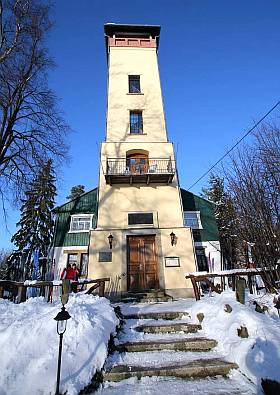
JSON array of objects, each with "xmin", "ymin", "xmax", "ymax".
[
  {"xmin": 96, "ymin": 371, "xmax": 255, "ymax": 395},
  {"xmin": 185, "ymin": 268, "xmax": 265, "ymax": 276},
  {"xmin": 98, "ymin": 291, "xmax": 280, "ymax": 394},
  {"xmin": 189, "ymin": 290, "xmax": 280, "ymax": 394},
  {"xmin": 0, "ymin": 293, "xmax": 118, "ymax": 395}
]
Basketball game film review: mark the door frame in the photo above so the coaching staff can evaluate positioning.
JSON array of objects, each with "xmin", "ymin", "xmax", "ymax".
[{"xmin": 126, "ymin": 234, "xmax": 159, "ymax": 292}]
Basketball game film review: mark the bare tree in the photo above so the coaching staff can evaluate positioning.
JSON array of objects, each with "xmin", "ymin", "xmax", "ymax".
[
  {"xmin": 224, "ymin": 122, "xmax": 280, "ymax": 268},
  {"xmin": 0, "ymin": 0, "xmax": 69, "ymax": 204}
]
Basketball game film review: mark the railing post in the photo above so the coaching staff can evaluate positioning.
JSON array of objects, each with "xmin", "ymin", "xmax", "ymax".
[{"xmin": 99, "ymin": 281, "xmax": 105, "ymax": 297}]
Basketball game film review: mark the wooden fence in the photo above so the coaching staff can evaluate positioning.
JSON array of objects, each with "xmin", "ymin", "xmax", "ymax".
[
  {"xmin": 185, "ymin": 267, "xmax": 280, "ymax": 301},
  {"xmin": 0, "ymin": 278, "xmax": 110, "ymax": 303}
]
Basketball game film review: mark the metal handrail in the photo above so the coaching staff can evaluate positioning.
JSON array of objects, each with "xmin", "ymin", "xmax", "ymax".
[{"xmin": 106, "ymin": 158, "xmax": 176, "ymax": 175}]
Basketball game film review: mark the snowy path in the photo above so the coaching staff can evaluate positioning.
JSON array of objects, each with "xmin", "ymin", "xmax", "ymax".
[{"xmin": 95, "ymin": 299, "xmax": 256, "ymax": 394}]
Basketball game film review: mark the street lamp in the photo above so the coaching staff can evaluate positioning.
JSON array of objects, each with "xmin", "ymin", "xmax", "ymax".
[{"xmin": 54, "ymin": 305, "xmax": 71, "ymax": 395}]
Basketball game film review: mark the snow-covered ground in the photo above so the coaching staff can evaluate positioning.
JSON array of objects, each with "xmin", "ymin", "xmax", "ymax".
[
  {"xmin": 189, "ymin": 290, "xmax": 280, "ymax": 394},
  {"xmin": 0, "ymin": 293, "xmax": 118, "ymax": 395},
  {"xmin": 97, "ymin": 371, "xmax": 256, "ymax": 395},
  {"xmin": 98, "ymin": 290, "xmax": 280, "ymax": 395}
]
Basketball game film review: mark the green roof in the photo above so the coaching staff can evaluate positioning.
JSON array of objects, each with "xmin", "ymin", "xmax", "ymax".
[
  {"xmin": 54, "ymin": 189, "xmax": 98, "ymax": 247},
  {"xmin": 180, "ymin": 188, "xmax": 219, "ymax": 242}
]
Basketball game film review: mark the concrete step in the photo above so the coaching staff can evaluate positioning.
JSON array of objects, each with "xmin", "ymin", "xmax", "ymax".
[
  {"xmin": 134, "ymin": 322, "xmax": 202, "ymax": 334},
  {"xmin": 103, "ymin": 358, "xmax": 238, "ymax": 382},
  {"xmin": 115, "ymin": 337, "xmax": 217, "ymax": 352},
  {"xmin": 122, "ymin": 311, "xmax": 188, "ymax": 320}
]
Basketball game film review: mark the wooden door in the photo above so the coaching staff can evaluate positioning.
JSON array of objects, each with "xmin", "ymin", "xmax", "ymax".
[
  {"xmin": 126, "ymin": 154, "xmax": 148, "ymax": 174},
  {"xmin": 127, "ymin": 235, "xmax": 159, "ymax": 291}
]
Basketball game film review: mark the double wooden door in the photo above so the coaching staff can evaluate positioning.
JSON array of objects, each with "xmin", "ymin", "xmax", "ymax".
[{"xmin": 127, "ymin": 235, "xmax": 159, "ymax": 292}]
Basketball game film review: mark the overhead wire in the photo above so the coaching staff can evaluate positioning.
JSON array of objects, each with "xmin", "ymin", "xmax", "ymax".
[{"xmin": 188, "ymin": 100, "xmax": 280, "ymax": 190}]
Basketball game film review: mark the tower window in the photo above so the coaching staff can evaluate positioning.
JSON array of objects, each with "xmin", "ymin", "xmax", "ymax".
[
  {"xmin": 129, "ymin": 75, "xmax": 141, "ymax": 93},
  {"xmin": 130, "ymin": 111, "xmax": 143, "ymax": 134}
]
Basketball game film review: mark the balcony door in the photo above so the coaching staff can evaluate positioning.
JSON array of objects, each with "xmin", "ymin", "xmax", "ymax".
[
  {"xmin": 127, "ymin": 235, "xmax": 159, "ymax": 291},
  {"xmin": 126, "ymin": 153, "xmax": 148, "ymax": 174}
]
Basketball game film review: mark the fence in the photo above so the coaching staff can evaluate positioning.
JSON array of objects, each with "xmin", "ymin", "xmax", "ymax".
[{"xmin": 0, "ymin": 278, "xmax": 110, "ymax": 303}]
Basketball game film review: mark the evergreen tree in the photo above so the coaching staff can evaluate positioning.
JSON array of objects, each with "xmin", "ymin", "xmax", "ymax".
[
  {"xmin": 202, "ymin": 174, "xmax": 238, "ymax": 269},
  {"xmin": 66, "ymin": 185, "xmax": 85, "ymax": 200},
  {"xmin": 10, "ymin": 160, "xmax": 56, "ymax": 280}
]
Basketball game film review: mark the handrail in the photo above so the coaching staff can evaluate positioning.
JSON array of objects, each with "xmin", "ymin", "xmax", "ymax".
[
  {"xmin": 0, "ymin": 278, "xmax": 110, "ymax": 302},
  {"xmin": 106, "ymin": 158, "xmax": 176, "ymax": 175}
]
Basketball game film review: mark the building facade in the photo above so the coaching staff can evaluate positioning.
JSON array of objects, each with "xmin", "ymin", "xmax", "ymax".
[
  {"xmin": 52, "ymin": 24, "xmax": 221, "ymax": 297},
  {"xmin": 87, "ymin": 24, "xmax": 197, "ymax": 298}
]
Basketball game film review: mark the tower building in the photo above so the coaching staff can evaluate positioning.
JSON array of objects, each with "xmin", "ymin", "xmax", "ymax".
[{"xmin": 88, "ymin": 24, "xmax": 197, "ymax": 297}]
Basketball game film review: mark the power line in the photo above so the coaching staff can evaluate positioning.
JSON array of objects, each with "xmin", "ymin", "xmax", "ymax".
[{"xmin": 188, "ymin": 100, "xmax": 280, "ymax": 190}]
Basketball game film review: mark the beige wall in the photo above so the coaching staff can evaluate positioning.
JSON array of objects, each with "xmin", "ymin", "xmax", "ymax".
[
  {"xmin": 97, "ymin": 141, "xmax": 185, "ymax": 230},
  {"xmin": 106, "ymin": 47, "xmax": 168, "ymax": 142},
  {"xmin": 88, "ymin": 227, "xmax": 196, "ymax": 295}
]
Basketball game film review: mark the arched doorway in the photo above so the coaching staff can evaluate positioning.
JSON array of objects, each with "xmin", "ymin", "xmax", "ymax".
[{"xmin": 126, "ymin": 149, "xmax": 149, "ymax": 174}]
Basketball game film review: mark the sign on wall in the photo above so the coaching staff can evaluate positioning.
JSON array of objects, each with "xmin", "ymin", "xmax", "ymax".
[
  {"xmin": 99, "ymin": 252, "xmax": 112, "ymax": 262},
  {"xmin": 165, "ymin": 256, "xmax": 180, "ymax": 267}
]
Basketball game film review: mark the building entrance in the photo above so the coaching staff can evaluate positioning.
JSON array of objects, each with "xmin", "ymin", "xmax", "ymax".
[{"xmin": 127, "ymin": 235, "xmax": 159, "ymax": 291}]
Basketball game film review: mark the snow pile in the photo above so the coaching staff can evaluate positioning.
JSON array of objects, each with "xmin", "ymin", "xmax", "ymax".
[
  {"xmin": 189, "ymin": 290, "xmax": 280, "ymax": 393},
  {"xmin": 0, "ymin": 293, "xmax": 118, "ymax": 395}
]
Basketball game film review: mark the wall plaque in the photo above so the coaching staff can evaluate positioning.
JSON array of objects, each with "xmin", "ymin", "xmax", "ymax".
[
  {"xmin": 165, "ymin": 256, "xmax": 180, "ymax": 267},
  {"xmin": 99, "ymin": 251, "xmax": 112, "ymax": 262}
]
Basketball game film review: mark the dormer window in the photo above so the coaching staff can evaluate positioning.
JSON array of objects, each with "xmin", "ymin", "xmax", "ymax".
[
  {"xmin": 184, "ymin": 211, "xmax": 203, "ymax": 229},
  {"xmin": 69, "ymin": 214, "xmax": 93, "ymax": 232},
  {"xmin": 129, "ymin": 75, "xmax": 141, "ymax": 93}
]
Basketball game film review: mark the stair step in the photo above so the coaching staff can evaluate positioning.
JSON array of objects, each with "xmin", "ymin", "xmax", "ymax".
[
  {"xmin": 103, "ymin": 358, "xmax": 238, "ymax": 382},
  {"xmin": 134, "ymin": 322, "xmax": 202, "ymax": 333},
  {"xmin": 115, "ymin": 337, "xmax": 217, "ymax": 352},
  {"xmin": 122, "ymin": 311, "xmax": 188, "ymax": 320},
  {"xmin": 136, "ymin": 296, "xmax": 173, "ymax": 303}
]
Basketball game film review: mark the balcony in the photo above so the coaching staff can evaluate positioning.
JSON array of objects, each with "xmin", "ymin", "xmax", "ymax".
[{"xmin": 105, "ymin": 158, "xmax": 176, "ymax": 185}]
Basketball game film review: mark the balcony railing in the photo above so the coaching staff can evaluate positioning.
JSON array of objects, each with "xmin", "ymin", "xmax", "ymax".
[{"xmin": 105, "ymin": 158, "xmax": 176, "ymax": 185}]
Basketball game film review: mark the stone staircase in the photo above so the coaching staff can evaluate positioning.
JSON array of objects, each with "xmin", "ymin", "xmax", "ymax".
[
  {"xmin": 101, "ymin": 298, "xmax": 239, "ymax": 386},
  {"xmin": 120, "ymin": 290, "xmax": 173, "ymax": 303}
]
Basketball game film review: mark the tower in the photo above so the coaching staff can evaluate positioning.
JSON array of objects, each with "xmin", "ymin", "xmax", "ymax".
[{"xmin": 88, "ymin": 24, "xmax": 197, "ymax": 297}]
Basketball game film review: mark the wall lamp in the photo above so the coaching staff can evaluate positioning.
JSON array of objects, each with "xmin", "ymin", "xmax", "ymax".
[
  {"xmin": 170, "ymin": 231, "xmax": 176, "ymax": 246},
  {"xmin": 108, "ymin": 234, "xmax": 114, "ymax": 249}
]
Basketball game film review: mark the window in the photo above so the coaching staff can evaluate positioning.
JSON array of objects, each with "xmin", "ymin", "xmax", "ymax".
[
  {"xmin": 80, "ymin": 253, "xmax": 88, "ymax": 276},
  {"xmin": 195, "ymin": 248, "xmax": 208, "ymax": 271},
  {"xmin": 128, "ymin": 213, "xmax": 153, "ymax": 225},
  {"xmin": 129, "ymin": 75, "xmax": 141, "ymax": 93},
  {"xmin": 184, "ymin": 211, "xmax": 202, "ymax": 229},
  {"xmin": 70, "ymin": 215, "xmax": 92, "ymax": 232},
  {"xmin": 67, "ymin": 253, "xmax": 78, "ymax": 265},
  {"xmin": 130, "ymin": 111, "xmax": 143, "ymax": 134}
]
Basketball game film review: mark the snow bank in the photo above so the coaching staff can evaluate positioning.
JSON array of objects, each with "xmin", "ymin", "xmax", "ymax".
[
  {"xmin": 189, "ymin": 291, "xmax": 280, "ymax": 393},
  {"xmin": 0, "ymin": 293, "xmax": 118, "ymax": 395}
]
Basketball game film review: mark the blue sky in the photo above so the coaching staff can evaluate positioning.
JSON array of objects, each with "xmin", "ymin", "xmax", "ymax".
[{"xmin": 1, "ymin": 0, "xmax": 280, "ymax": 248}]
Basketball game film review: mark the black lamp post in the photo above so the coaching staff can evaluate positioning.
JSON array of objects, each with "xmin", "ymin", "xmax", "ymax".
[
  {"xmin": 170, "ymin": 231, "xmax": 176, "ymax": 246},
  {"xmin": 54, "ymin": 305, "xmax": 71, "ymax": 395},
  {"xmin": 108, "ymin": 234, "xmax": 114, "ymax": 249}
]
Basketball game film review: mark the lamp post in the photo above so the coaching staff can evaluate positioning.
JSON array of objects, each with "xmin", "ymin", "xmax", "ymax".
[{"xmin": 54, "ymin": 305, "xmax": 71, "ymax": 395}]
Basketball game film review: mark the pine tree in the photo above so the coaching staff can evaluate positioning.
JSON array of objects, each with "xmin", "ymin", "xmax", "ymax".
[
  {"xmin": 202, "ymin": 174, "xmax": 238, "ymax": 269},
  {"xmin": 10, "ymin": 160, "xmax": 56, "ymax": 280},
  {"xmin": 66, "ymin": 184, "xmax": 85, "ymax": 200}
]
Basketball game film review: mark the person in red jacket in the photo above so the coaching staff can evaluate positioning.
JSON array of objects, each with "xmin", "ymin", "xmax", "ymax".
[
  {"xmin": 71, "ymin": 263, "xmax": 80, "ymax": 292},
  {"xmin": 60, "ymin": 264, "xmax": 75, "ymax": 280}
]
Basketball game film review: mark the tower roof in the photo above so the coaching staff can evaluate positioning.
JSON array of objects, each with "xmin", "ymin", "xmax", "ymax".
[{"xmin": 104, "ymin": 23, "xmax": 161, "ymax": 52}]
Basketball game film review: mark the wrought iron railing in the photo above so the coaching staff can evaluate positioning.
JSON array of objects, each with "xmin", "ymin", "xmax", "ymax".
[{"xmin": 106, "ymin": 158, "xmax": 176, "ymax": 176}]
